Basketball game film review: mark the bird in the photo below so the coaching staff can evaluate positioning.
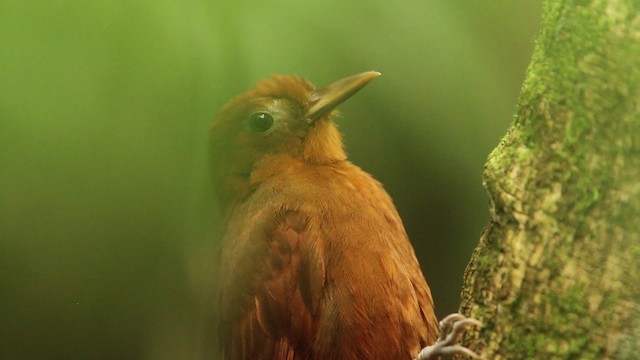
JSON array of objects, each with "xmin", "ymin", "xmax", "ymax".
[{"xmin": 209, "ymin": 71, "xmax": 480, "ymax": 360}]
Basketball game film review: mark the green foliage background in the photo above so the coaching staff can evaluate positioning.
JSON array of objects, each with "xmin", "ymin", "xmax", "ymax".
[{"xmin": 0, "ymin": 1, "xmax": 539, "ymax": 358}]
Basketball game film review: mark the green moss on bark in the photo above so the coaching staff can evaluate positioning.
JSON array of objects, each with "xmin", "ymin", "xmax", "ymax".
[{"xmin": 460, "ymin": 0, "xmax": 640, "ymax": 358}]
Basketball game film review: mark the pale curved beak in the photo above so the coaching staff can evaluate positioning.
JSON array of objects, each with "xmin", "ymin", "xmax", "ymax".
[{"xmin": 307, "ymin": 71, "xmax": 381, "ymax": 122}]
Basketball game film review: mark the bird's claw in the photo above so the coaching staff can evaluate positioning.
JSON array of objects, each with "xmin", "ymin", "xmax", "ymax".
[{"xmin": 415, "ymin": 313, "xmax": 482, "ymax": 360}]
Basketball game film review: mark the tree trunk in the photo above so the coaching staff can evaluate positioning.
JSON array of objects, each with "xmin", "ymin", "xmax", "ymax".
[{"xmin": 459, "ymin": 0, "xmax": 640, "ymax": 359}]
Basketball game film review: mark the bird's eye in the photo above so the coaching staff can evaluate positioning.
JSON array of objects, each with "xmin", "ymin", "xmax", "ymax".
[{"xmin": 248, "ymin": 112, "xmax": 275, "ymax": 133}]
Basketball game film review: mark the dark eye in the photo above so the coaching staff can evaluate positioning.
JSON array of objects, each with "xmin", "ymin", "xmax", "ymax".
[{"xmin": 248, "ymin": 112, "xmax": 274, "ymax": 133}]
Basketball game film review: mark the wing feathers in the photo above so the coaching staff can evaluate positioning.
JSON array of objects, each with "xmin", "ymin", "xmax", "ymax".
[{"xmin": 223, "ymin": 210, "xmax": 325, "ymax": 359}]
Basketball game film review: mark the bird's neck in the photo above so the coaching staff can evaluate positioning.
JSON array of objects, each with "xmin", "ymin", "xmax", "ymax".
[
  {"xmin": 215, "ymin": 154, "xmax": 304, "ymax": 215},
  {"xmin": 216, "ymin": 119, "xmax": 347, "ymax": 216},
  {"xmin": 301, "ymin": 118, "xmax": 347, "ymax": 164}
]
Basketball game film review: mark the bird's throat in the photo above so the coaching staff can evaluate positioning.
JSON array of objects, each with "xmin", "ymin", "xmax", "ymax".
[{"xmin": 301, "ymin": 119, "xmax": 346, "ymax": 164}]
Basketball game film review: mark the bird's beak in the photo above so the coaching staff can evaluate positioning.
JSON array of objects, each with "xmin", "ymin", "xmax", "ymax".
[{"xmin": 307, "ymin": 71, "xmax": 381, "ymax": 123}]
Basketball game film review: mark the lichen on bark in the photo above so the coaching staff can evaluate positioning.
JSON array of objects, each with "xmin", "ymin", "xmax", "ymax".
[{"xmin": 459, "ymin": 0, "xmax": 640, "ymax": 359}]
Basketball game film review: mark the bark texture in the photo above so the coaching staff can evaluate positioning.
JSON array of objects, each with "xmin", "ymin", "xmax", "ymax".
[{"xmin": 459, "ymin": 0, "xmax": 640, "ymax": 359}]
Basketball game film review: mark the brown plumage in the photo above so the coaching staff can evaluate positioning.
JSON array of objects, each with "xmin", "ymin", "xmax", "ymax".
[{"xmin": 210, "ymin": 72, "xmax": 439, "ymax": 360}]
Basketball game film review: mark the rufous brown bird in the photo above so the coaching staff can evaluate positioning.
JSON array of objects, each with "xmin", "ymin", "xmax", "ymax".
[{"xmin": 210, "ymin": 72, "xmax": 480, "ymax": 360}]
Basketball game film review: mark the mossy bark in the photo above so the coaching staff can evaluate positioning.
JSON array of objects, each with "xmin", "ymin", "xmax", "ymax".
[{"xmin": 459, "ymin": 0, "xmax": 640, "ymax": 359}]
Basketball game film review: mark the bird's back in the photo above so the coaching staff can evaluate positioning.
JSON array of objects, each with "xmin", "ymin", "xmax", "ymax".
[{"xmin": 218, "ymin": 159, "xmax": 438, "ymax": 359}]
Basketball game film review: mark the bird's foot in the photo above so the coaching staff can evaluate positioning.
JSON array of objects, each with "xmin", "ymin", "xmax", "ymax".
[{"xmin": 415, "ymin": 313, "xmax": 482, "ymax": 360}]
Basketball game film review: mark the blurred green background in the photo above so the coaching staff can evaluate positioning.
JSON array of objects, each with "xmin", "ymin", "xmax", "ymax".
[{"xmin": 0, "ymin": 1, "xmax": 540, "ymax": 358}]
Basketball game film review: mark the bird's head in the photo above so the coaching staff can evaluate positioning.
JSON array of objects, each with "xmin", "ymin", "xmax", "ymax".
[{"xmin": 209, "ymin": 71, "xmax": 380, "ymax": 208}]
